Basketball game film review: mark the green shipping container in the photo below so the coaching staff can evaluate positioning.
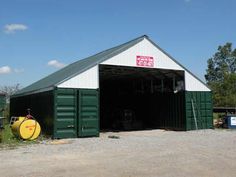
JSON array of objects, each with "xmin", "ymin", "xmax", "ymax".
[
  {"xmin": 185, "ymin": 91, "xmax": 213, "ymax": 130},
  {"xmin": 54, "ymin": 88, "xmax": 99, "ymax": 138}
]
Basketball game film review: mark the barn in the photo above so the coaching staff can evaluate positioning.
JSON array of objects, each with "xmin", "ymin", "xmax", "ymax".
[{"xmin": 10, "ymin": 35, "xmax": 213, "ymax": 138}]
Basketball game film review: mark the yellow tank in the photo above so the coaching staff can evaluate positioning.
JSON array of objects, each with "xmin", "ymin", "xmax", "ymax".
[{"xmin": 11, "ymin": 117, "xmax": 41, "ymax": 140}]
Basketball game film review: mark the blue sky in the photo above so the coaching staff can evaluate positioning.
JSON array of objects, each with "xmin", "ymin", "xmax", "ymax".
[{"xmin": 0, "ymin": 0, "xmax": 235, "ymax": 88}]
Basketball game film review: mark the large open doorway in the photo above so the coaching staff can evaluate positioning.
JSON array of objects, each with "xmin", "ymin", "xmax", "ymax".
[{"xmin": 99, "ymin": 65, "xmax": 186, "ymax": 131}]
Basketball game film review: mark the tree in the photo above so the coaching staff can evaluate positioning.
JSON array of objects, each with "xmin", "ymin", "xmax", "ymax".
[
  {"xmin": 0, "ymin": 84, "xmax": 21, "ymax": 103},
  {"xmin": 205, "ymin": 43, "xmax": 236, "ymax": 107},
  {"xmin": 0, "ymin": 84, "xmax": 21, "ymax": 119}
]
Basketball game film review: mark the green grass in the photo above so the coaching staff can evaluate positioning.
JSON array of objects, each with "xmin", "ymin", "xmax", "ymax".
[
  {"xmin": 0, "ymin": 124, "xmax": 41, "ymax": 149},
  {"xmin": 1, "ymin": 125, "xmax": 21, "ymax": 143}
]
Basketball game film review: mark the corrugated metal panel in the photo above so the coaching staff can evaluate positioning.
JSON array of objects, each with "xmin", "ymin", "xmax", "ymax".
[
  {"xmin": 58, "ymin": 65, "xmax": 98, "ymax": 89},
  {"xmin": 78, "ymin": 89, "xmax": 99, "ymax": 137},
  {"xmin": 185, "ymin": 91, "xmax": 213, "ymax": 130},
  {"xmin": 0, "ymin": 94, "xmax": 6, "ymax": 117},
  {"xmin": 54, "ymin": 88, "xmax": 77, "ymax": 138},
  {"xmin": 185, "ymin": 72, "xmax": 210, "ymax": 91},
  {"xmin": 150, "ymin": 92, "xmax": 185, "ymax": 130}
]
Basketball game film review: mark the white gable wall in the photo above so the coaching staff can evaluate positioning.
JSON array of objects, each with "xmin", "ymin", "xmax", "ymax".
[
  {"xmin": 58, "ymin": 38, "xmax": 210, "ymax": 91},
  {"xmin": 57, "ymin": 65, "xmax": 99, "ymax": 89},
  {"xmin": 102, "ymin": 38, "xmax": 183, "ymax": 70},
  {"xmin": 185, "ymin": 72, "xmax": 210, "ymax": 91}
]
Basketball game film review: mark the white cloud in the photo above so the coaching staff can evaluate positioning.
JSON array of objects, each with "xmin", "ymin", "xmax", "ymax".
[
  {"xmin": 4, "ymin": 24, "xmax": 28, "ymax": 34},
  {"xmin": 184, "ymin": 0, "xmax": 191, "ymax": 2},
  {"xmin": 0, "ymin": 66, "xmax": 25, "ymax": 74},
  {"xmin": 47, "ymin": 60, "xmax": 66, "ymax": 69},
  {"xmin": 0, "ymin": 66, "xmax": 12, "ymax": 74}
]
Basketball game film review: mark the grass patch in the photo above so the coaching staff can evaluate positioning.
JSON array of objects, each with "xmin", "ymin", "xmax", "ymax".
[{"xmin": 0, "ymin": 124, "xmax": 41, "ymax": 150}]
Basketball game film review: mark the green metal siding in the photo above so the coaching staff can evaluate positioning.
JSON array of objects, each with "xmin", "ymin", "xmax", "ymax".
[
  {"xmin": 150, "ymin": 92, "xmax": 186, "ymax": 130},
  {"xmin": 185, "ymin": 91, "xmax": 213, "ymax": 130},
  {"xmin": 78, "ymin": 89, "xmax": 99, "ymax": 137},
  {"xmin": 0, "ymin": 95, "xmax": 6, "ymax": 117},
  {"xmin": 54, "ymin": 88, "xmax": 77, "ymax": 138}
]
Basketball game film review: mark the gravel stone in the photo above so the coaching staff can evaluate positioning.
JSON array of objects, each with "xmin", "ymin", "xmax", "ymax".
[{"xmin": 0, "ymin": 129, "xmax": 236, "ymax": 177}]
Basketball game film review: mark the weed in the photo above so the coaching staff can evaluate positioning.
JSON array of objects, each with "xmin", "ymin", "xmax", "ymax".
[{"xmin": 0, "ymin": 124, "xmax": 41, "ymax": 150}]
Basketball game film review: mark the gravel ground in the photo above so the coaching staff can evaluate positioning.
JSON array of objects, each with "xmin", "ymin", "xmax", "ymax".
[{"xmin": 0, "ymin": 129, "xmax": 236, "ymax": 177}]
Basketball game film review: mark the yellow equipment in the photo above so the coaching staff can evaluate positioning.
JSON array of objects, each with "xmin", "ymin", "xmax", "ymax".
[{"xmin": 11, "ymin": 116, "xmax": 41, "ymax": 140}]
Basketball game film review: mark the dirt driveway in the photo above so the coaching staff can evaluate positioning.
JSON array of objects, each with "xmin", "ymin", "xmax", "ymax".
[{"xmin": 0, "ymin": 129, "xmax": 236, "ymax": 177}]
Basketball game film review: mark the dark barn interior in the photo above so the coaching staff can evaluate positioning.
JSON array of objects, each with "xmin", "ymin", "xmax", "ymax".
[
  {"xmin": 99, "ymin": 65, "xmax": 186, "ymax": 131},
  {"xmin": 10, "ymin": 91, "xmax": 54, "ymax": 135}
]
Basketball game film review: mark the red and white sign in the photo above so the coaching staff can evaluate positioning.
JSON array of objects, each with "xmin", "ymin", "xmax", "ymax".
[{"xmin": 136, "ymin": 56, "xmax": 154, "ymax": 67}]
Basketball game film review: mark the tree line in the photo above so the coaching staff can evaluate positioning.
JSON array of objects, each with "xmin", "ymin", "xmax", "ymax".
[{"xmin": 205, "ymin": 43, "xmax": 236, "ymax": 107}]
